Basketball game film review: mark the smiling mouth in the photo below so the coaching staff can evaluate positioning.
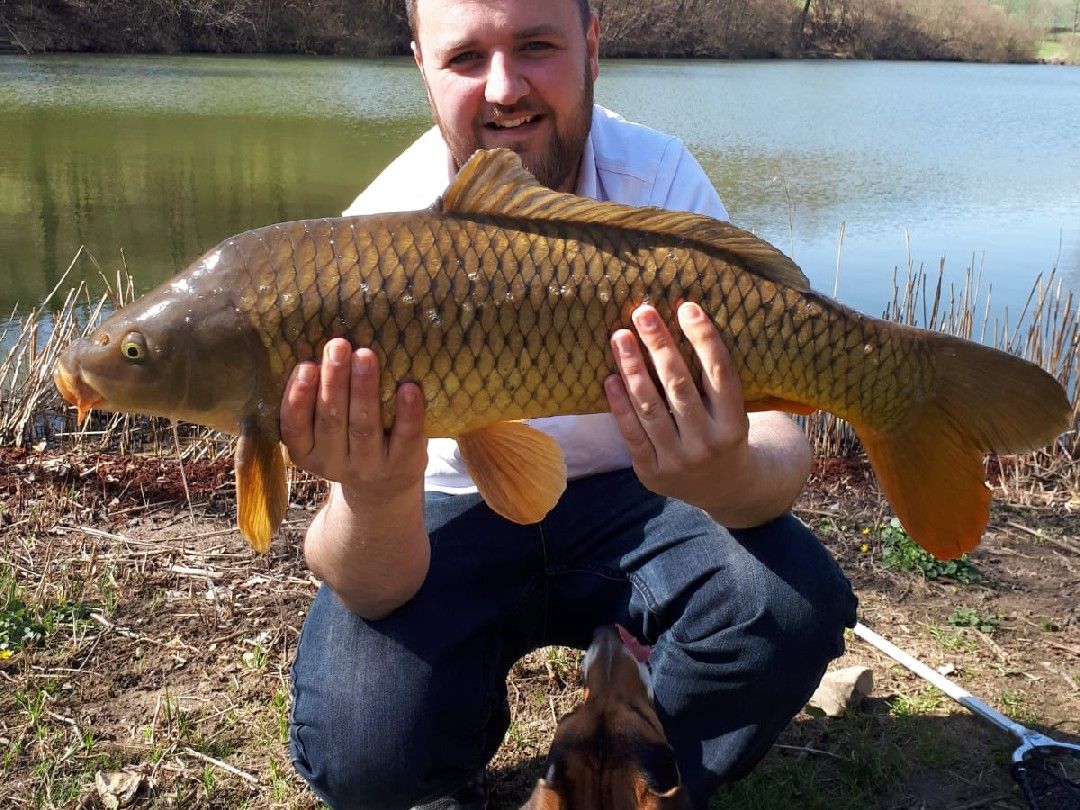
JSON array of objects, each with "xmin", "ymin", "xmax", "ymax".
[{"xmin": 486, "ymin": 114, "xmax": 540, "ymax": 130}]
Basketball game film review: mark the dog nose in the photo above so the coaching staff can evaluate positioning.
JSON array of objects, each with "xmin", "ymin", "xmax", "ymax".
[{"xmin": 582, "ymin": 625, "xmax": 622, "ymax": 680}]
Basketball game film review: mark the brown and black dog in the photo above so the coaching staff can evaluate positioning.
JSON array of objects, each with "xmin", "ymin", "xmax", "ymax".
[{"xmin": 522, "ymin": 625, "xmax": 692, "ymax": 809}]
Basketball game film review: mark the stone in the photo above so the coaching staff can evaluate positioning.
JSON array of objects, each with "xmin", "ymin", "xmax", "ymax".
[{"xmin": 806, "ymin": 665, "xmax": 874, "ymax": 717}]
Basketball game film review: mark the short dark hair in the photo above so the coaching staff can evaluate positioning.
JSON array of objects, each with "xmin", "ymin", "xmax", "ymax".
[{"xmin": 406, "ymin": 0, "xmax": 592, "ymax": 40}]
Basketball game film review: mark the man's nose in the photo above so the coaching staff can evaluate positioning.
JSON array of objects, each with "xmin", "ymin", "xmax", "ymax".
[{"xmin": 485, "ymin": 52, "xmax": 527, "ymax": 105}]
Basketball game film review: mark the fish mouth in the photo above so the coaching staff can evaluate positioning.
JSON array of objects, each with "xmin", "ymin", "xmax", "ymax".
[{"xmin": 53, "ymin": 359, "xmax": 105, "ymax": 426}]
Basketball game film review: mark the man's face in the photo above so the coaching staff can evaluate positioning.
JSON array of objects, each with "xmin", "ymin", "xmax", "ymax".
[{"xmin": 412, "ymin": 0, "xmax": 600, "ymax": 193}]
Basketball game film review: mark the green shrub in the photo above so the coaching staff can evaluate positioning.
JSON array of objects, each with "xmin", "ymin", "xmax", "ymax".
[{"xmin": 879, "ymin": 518, "xmax": 983, "ymax": 583}]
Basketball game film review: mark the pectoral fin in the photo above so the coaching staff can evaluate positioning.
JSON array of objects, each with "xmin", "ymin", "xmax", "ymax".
[
  {"xmin": 457, "ymin": 421, "xmax": 567, "ymax": 524},
  {"xmin": 235, "ymin": 419, "xmax": 289, "ymax": 553}
]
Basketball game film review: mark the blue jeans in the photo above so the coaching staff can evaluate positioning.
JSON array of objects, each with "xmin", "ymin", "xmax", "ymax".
[{"xmin": 289, "ymin": 468, "xmax": 857, "ymax": 809}]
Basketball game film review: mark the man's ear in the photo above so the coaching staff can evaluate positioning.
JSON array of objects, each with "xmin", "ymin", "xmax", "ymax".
[
  {"xmin": 411, "ymin": 39, "xmax": 423, "ymax": 69},
  {"xmin": 586, "ymin": 11, "xmax": 600, "ymax": 80}
]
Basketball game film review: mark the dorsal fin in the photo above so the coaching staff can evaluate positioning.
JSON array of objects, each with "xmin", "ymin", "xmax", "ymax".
[{"xmin": 438, "ymin": 148, "xmax": 811, "ymax": 291}]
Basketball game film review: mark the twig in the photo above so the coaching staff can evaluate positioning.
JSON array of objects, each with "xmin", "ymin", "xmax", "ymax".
[
  {"xmin": 1046, "ymin": 640, "xmax": 1080, "ymax": 657},
  {"xmin": 168, "ymin": 564, "xmax": 223, "ymax": 580},
  {"xmin": 44, "ymin": 708, "xmax": 79, "ymax": 729},
  {"xmin": 944, "ymin": 792, "xmax": 1016, "ymax": 810},
  {"xmin": 1039, "ymin": 661, "xmax": 1080, "ymax": 693},
  {"xmin": 774, "ymin": 743, "xmax": 849, "ymax": 762},
  {"xmin": 1006, "ymin": 520, "xmax": 1080, "ymax": 555},
  {"xmin": 171, "ymin": 419, "xmax": 197, "ymax": 526},
  {"xmin": 181, "ymin": 746, "xmax": 259, "ymax": 784},
  {"xmin": 971, "ymin": 629, "xmax": 1009, "ymax": 663}
]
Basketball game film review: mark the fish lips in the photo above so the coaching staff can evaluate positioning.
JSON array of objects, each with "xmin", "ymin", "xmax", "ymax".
[{"xmin": 54, "ymin": 343, "xmax": 106, "ymax": 425}]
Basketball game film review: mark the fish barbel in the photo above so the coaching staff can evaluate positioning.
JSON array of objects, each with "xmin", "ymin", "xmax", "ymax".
[{"xmin": 54, "ymin": 149, "xmax": 1071, "ymax": 558}]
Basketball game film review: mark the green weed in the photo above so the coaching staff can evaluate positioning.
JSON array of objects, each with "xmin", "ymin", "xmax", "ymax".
[
  {"xmin": 946, "ymin": 607, "xmax": 1000, "ymax": 632},
  {"xmin": 1, "ymin": 563, "xmax": 93, "ymax": 655},
  {"xmin": 879, "ymin": 519, "xmax": 982, "ymax": 583},
  {"xmin": 927, "ymin": 624, "xmax": 977, "ymax": 652},
  {"xmin": 272, "ymin": 687, "xmax": 290, "ymax": 744},
  {"xmin": 269, "ymin": 758, "xmax": 291, "ymax": 802},
  {"xmin": 889, "ymin": 687, "xmax": 944, "ymax": 717}
]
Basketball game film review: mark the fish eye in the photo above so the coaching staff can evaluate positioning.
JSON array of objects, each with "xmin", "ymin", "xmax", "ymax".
[{"xmin": 120, "ymin": 332, "xmax": 147, "ymax": 363}]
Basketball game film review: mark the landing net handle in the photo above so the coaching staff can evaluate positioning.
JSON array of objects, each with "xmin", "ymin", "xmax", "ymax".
[{"xmin": 853, "ymin": 622, "xmax": 1080, "ymax": 810}]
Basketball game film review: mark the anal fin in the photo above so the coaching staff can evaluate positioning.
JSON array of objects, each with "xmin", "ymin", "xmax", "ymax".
[
  {"xmin": 458, "ymin": 421, "xmax": 567, "ymax": 524},
  {"xmin": 235, "ymin": 419, "xmax": 289, "ymax": 553}
]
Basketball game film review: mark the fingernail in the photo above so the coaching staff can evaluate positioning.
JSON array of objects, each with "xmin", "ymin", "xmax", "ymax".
[
  {"xmin": 401, "ymin": 385, "xmax": 418, "ymax": 405},
  {"xmin": 328, "ymin": 341, "xmax": 349, "ymax": 363},
  {"xmin": 681, "ymin": 301, "xmax": 704, "ymax": 321},
  {"xmin": 635, "ymin": 309, "xmax": 659, "ymax": 331},
  {"xmin": 611, "ymin": 333, "xmax": 630, "ymax": 358},
  {"xmin": 352, "ymin": 351, "xmax": 371, "ymax": 375},
  {"xmin": 296, "ymin": 363, "xmax": 316, "ymax": 384}
]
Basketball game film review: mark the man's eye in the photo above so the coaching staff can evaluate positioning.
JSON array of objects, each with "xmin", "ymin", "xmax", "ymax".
[
  {"xmin": 448, "ymin": 51, "xmax": 482, "ymax": 66},
  {"xmin": 522, "ymin": 41, "xmax": 554, "ymax": 52}
]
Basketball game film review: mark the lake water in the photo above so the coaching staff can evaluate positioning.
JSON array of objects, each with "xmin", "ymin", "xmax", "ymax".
[{"xmin": 1, "ymin": 55, "xmax": 1079, "ymax": 333}]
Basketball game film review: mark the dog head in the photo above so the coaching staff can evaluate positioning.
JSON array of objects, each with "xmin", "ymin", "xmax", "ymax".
[{"xmin": 522, "ymin": 625, "xmax": 692, "ymax": 810}]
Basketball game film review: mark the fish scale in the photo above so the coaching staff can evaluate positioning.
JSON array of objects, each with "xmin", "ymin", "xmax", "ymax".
[
  {"xmin": 231, "ymin": 211, "xmax": 923, "ymax": 442},
  {"xmin": 54, "ymin": 148, "xmax": 1071, "ymax": 558}
]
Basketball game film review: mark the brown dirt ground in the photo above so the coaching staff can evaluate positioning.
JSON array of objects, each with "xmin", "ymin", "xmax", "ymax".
[{"xmin": 1, "ymin": 448, "xmax": 1077, "ymax": 809}]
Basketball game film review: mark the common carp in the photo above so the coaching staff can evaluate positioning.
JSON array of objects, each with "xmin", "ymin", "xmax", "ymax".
[{"xmin": 54, "ymin": 149, "xmax": 1071, "ymax": 559}]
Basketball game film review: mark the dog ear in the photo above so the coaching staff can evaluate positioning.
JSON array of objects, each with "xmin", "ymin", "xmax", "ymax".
[{"xmin": 632, "ymin": 739, "xmax": 682, "ymax": 795}]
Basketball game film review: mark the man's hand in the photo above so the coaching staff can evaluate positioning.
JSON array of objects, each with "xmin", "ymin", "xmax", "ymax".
[
  {"xmin": 280, "ymin": 339, "xmax": 427, "ymax": 501},
  {"xmin": 279, "ymin": 338, "xmax": 430, "ymax": 619},
  {"xmin": 604, "ymin": 302, "xmax": 811, "ymax": 528}
]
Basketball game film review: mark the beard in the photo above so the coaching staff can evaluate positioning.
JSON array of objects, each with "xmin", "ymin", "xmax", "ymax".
[{"xmin": 425, "ymin": 65, "xmax": 594, "ymax": 193}]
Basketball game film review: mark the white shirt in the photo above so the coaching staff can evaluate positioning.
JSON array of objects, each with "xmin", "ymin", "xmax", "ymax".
[{"xmin": 343, "ymin": 105, "xmax": 729, "ymax": 493}]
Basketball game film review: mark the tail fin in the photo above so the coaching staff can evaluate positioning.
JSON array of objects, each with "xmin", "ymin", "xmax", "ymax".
[{"xmin": 857, "ymin": 332, "xmax": 1070, "ymax": 560}]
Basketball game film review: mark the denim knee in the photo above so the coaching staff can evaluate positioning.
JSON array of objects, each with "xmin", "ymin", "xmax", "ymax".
[
  {"xmin": 289, "ymin": 586, "xmax": 507, "ymax": 810},
  {"xmin": 672, "ymin": 513, "xmax": 855, "ymax": 695},
  {"xmin": 290, "ymin": 708, "xmax": 419, "ymax": 810},
  {"xmin": 644, "ymin": 513, "xmax": 857, "ymax": 799},
  {"xmin": 732, "ymin": 513, "xmax": 857, "ymax": 673}
]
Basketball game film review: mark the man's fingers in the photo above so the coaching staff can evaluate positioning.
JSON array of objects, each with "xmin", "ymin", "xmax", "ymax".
[
  {"xmin": 387, "ymin": 383, "xmax": 427, "ymax": 465},
  {"xmin": 677, "ymin": 302, "xmax": 746, "ymax": 428},
  {"xmin": 347, "ymin": 348, "xmax": 383, "ymax": 457},
  {"xmin": 315, "ymin": 339, "xmax": 353, "ymax": 454},
  {"xmin": 632, "ymin": 304, "xmax": 710, "ymax": 435},
  {"xmin": 280, "ymin": 361, "xmax": 319, "ymax": 460},
  {"xmin": 610, "ymin": 326, "xmax": 677, "ymax": 450},
  {"xmin": 604, "ymin": 372, "xmax": 657, "ymax": 466}
]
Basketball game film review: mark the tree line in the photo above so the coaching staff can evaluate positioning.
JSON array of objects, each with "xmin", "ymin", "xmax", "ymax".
[{"xmin": 0, "ymin": 0, "xmax": 1067, "ymax": 61}]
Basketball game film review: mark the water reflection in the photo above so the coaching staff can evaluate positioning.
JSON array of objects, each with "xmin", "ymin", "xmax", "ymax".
[{"xmin": 2, "ymin": 55, "xmax": 1078, "ymax": 327}]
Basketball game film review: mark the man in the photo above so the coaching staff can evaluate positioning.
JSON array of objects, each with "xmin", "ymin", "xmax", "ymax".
[{"xmin": 285, "ymin": 0, "xmax": 857, "ymax": 807}]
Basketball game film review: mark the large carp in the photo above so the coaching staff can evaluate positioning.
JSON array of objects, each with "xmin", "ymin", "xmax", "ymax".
[{"xmin": 54, "ymin": 149, "xmax": 1070, "ymax": 559}]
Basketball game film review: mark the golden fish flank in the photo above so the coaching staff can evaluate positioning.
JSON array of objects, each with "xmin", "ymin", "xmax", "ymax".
[{"xmin": 54, "ymin": 149, "xmax": 1071, "ymax": 559}]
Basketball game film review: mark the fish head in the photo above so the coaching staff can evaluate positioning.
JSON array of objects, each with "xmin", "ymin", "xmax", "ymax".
[{"xmin": 54, "ymin": 269, "xmax": 267, "ymax": 435}]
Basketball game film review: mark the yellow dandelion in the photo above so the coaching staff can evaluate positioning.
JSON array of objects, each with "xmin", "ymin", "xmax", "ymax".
[
  {"xmin": 0, "ymin": 649, "xmax": 12, "ymax": 660},
  {"xmin": 860, "ymin": 543, "xmax": 870, "ymax": 553}
]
